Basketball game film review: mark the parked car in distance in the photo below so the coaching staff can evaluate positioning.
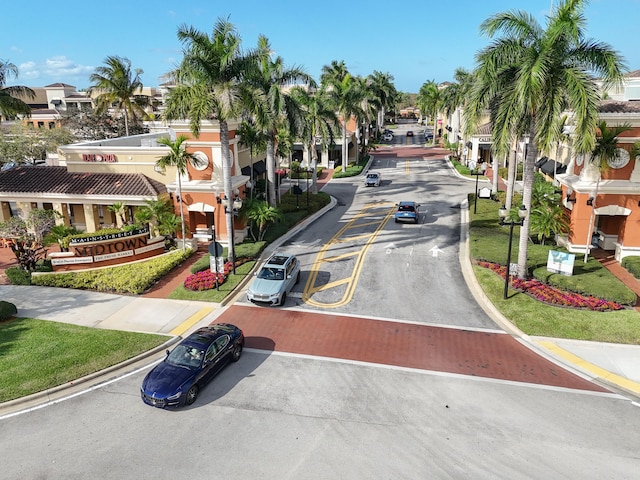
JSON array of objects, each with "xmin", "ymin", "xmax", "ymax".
[
  {"xmin": 140, "ymin": 323, "xmax": 244, "ymax": 408},
  {"xmin": 382, "ymin": 133, "xmax": 393, "ymax": 142},
  {"xmin": 364, "ymin": 172, "xmax": 382, "ymax": 187},
  {"xmin": 424, "ymin": 131, "xmax": 434, "ymax": 141},
  {"xmin": 406, "ymin": 130, "xmax": 414, "ymax": 137},
  {"xmin": 246, "ymin": 252, "xmax": 301, "ymax": 306},
  {"xmin": 383, "ymin": 129, "xmax": 394, "ymax": 135},
  {"xmin": 394, "ymin": 201, "xmax": 420, "ymax": 224}
]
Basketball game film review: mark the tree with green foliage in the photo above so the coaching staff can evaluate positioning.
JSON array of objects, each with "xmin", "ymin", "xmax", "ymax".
[
  {"xmin": 416, "ymin": 80, "xmax": 441, "ymax": 146},
  {"xmin": 320, "ymin": 61, "xmax": 363, "ymax": 167},
  {"xmin": 0, "ymin": 60, "xmax": 34, "ymax": 121},
  {"xmin": 467, "ymin": 0, "xmax": 626, "ymax": 279},
  {"xmin": 244, "ymin": 199, "xmax": 283, "ymax": 241},
  {"xmin": 155, "ymin": 135, "xmax": 204, "ymax": 247},
  {"xmin": 163, "ymin": 18, "xmax": 261, "ymax": 263},
  {"xmin": 89, "ymin": 56, "xmax": 148, "ymax": 137},
  {"xmin": 248, "ymin": 36, "xmax": 314, "ymax": 207},
  {"xmin": 291, "ymin": 86, "xmax": 338, "ymax": 194}
]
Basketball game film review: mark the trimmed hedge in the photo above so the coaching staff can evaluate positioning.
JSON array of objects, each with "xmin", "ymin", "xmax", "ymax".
[
  {"xmin": 0, "ymin": 301, "xmax": 17, "ymax": 320},
  {"xmin": 622, "ymin": 256, "xmax": 640, "ymax": 280},
  {"xmin": 5, "ymin": 267, "xmax": 31, "ymax": 285},
  {"xmin": 31, "ymin": 248, "xmax": 193, "ymax": 294}
]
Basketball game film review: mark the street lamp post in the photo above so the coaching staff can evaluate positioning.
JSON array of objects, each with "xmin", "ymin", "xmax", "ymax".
[
  {"xmin": 221, "ymin": 195, "xmax": 243, "ymax": 275},
  {"xmin": 498, "ymin": 205, "xmax": 528, "ymax": 300},
  {"xmin": 470, "ymin": 168, "xmax": 484, "ymax": 214}
]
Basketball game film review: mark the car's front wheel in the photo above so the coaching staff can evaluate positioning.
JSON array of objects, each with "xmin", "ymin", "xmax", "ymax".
[
  {"xmin": 279, "ymin": 292, "xmax": 287, "ymax": 306},
  {"xmin": 232, "ymin": 344, "xmax": 243, "ymax": 362},
  {"xmin": 295, "ymin": 271, "xmax": 300, "ymax": 284},
  {"xmin": 185, "ymin": 385, "xmax": 199, "ymax": 405}
]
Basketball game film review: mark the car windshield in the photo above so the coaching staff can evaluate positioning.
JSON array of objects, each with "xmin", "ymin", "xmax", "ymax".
[
  {"xmin": 257, "ymin": 267, "xmax": 285, "ymax": 281},
  {"xmin": 167, "ymin": 344, "xmax": 204, "ymax": 369},
  {"xmin": 398, "ymin": 205, "xmax": 415, "ymax": 212},
  {"xmin": 367, "ymin": 174, "xmax": 378, "ymax": 178}
]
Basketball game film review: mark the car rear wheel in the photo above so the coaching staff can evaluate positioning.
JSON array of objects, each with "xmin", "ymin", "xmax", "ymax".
[
  {"xmin": 186, "ymin": 385, "xmax": 199, "ymax": 405},
  {"xmin": 232, "ymin": 344, "xmax": 243, "ymax": 362}
]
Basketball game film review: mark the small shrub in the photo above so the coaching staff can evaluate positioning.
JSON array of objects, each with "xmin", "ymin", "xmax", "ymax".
[
  {"xmin": 5, "ymin": 267, "xmax": 31, "ymax": 285},
  {"xmin": 0, "ymin": 301, "xmax": 17, "ymax": 320},
  {"xmin": 622, "ymin": 256, "xmax": 640, "ymax": 280}
]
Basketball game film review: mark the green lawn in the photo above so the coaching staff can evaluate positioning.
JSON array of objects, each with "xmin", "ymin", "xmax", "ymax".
[{"xmin": 0, "ymin": 319, "xmax": 167, "ymax": 403}]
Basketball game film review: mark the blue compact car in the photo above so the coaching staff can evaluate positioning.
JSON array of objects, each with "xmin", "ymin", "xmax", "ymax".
[
  {"xmin": 141, "ymin": 323, "xmax": 244, "ymax": 408},
  {"xmin": 394, "ymin": 201, "xmax": 420, "ymax": 224}
]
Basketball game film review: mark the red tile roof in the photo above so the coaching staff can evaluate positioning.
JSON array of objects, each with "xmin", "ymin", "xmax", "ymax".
[
  {"xmin": 0, "ymin": 166, "xmax": 167, "ymax": 198},
  {"xmin": 598, "ymin": 100, "xmax": 640, "ymax": 113}
]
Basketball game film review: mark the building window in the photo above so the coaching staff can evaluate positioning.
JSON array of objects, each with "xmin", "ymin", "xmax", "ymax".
[{"xmin": 37, "ymin": 122, "xmax": 44, "ymax": 128}]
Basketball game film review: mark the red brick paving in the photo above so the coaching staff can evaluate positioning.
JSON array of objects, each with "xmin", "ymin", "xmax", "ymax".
[{"xmin": 217, "ymin": 305, "xmax": 610, "ymax": 393}]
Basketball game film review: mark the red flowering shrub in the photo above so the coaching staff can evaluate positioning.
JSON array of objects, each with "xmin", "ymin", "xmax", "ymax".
[
  {"xmin": 183, "ymin": 262, "xmax": 236, "ymax": 291},
  {"xmin": 477, "ymin": 261, "xmax": 624, "ymax": 312}
]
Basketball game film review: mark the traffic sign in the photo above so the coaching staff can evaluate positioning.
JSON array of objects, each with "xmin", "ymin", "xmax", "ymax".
[{"xmin": 208, "ymin": 241, "xmax": 223, "ymax": 257}]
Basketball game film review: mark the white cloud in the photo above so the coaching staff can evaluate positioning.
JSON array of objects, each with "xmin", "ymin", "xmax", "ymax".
[{"xmin": 43, "ymin": 56, "xmax": 94, "ymax": 79}]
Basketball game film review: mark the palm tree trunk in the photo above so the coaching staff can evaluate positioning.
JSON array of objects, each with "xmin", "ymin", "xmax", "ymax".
[
  {"xmin": 516, "ymin": 126, "xmax": 537, "ymax": 279},
  {"xmin": 178, "ymin": 175, "xmax": 186, "ymax": 249},
  {"xmin": 266, "ymin": 140, "xmax": 277, "ymax": 207},
  {"xmin": 342, "ymin": 121, "xmax": 348, "ymax": 166},
  {"xmin": 506, "ymin": 146, "xmax": 517, "ymax": 211},
  {"xmin": 310, "ymin": 137, "xmax": 318, "ymax": 194},
  {"xmin": 124, "ymin": 106, "xmax": 130, "ymax": 137},
  {"xmin": 220, "ymin": 120, "xmax": 235, "ymax": 263}
]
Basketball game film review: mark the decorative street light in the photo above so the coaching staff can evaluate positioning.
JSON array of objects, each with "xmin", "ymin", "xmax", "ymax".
[
  {"xmin": 470, "ymin": 164, "xmax": 486, "ymax": 214},
  {"xmin": 498, "ymin": 204, "xmax": 528, "ymax": 300},
  {"xmin": 221, "ymin": 195, "xmax": 243, "ymax": 275}
]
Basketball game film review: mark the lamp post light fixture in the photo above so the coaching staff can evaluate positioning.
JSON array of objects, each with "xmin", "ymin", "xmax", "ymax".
[
  {"xmin": 221, "ymin": 195, "xmax": 243, "ymax": 275},
  {"xmin": 498, "ymin": 204, "xmax": 528, "ymax": 300},
  {"xmin": 470, "ymin": 164, "xmax": 487, "ymax": 214}
]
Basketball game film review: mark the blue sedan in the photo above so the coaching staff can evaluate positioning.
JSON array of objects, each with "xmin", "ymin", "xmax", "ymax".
[
  {"xmin": 394, "ymin": 201, "xmax": 420, "ymax": 224},
  {"xmin": 141, "ymin": 323, "xmax": 244, "ymax": 408}
]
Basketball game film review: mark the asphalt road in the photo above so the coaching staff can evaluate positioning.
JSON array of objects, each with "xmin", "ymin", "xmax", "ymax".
[{"xmin": 2, "ymin": 143, "xmax": 640, "ymax": 479}]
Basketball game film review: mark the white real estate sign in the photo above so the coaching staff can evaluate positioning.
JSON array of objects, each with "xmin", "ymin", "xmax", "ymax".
[{"xmin": 547, "ymin": 250, "xmax": 575, "ymax": 276}]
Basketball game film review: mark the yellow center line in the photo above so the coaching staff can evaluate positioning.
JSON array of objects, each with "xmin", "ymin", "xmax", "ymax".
[{"xmin": 303, "ymin": 203, "xmax": 395, "ymax": 308}]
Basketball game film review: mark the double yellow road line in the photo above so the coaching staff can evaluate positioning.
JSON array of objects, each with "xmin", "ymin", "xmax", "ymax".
[{"xmin": 302, "ymin": 203, "xmax": 395, "ymax": 308}]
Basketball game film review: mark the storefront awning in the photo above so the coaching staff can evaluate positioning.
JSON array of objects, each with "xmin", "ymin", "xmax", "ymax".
[{"xmin": 540, "ymin": 158, "xmax": 566, "ymax": 176}]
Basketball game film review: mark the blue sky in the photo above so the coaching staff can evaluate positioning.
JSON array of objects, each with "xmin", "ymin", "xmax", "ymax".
[{"xmin": 3, "ymin": 0, "xmax": 639, "ymax": 93}]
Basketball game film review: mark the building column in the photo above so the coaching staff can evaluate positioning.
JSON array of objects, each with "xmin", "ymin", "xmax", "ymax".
[
  {"xmin": 83, "ymin": 204, "xmax": 99, "ymax": 233},
  {"xmin": 0, "ymin": 202, "xmax": 11, "ymax": 222},
  {"xmin": 51, "ymin": 203, "xmax": 70, "ymax": 226}
]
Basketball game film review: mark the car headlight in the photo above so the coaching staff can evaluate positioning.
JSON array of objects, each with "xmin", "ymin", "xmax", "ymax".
[{"xmin": 167, "ymin": 392, "xmax": 182, "ymax": 401}]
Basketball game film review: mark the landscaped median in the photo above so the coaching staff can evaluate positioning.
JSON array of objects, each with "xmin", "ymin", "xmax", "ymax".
[{"xmin": 469, "ymin": 196, "xmax": 640, "ymax": 345}]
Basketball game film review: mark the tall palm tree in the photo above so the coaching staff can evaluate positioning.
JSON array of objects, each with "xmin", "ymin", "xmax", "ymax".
[
  {"xmin": 88, "ymin": 56, "xmax": 147, "ymax": 137},
  {"xmin": 163, "ymin": 18, "xmax": 260, "ymax": 263},
  {"xmin": 581, "ymin": 121, "xmax": 632, "ymax": 260},
  {"xmin": 291, "ymin": 86, "xmax": 339, "ymax": 194},
  {"xmin": 469, "ymin": 0, "xmax": 626, "ymax": 279},
  {"xmin": 320, "ymin": 62, "xmax": 363, "ymax": 168},
  {"xmin": 155, "ymin": 135, "xmax": 205, "ymax": 248},
  {"xmin": 416, "ymin": 80, "xmax": 441, "ymax": 146},
  {"xmin": 248, "ymin": 36, "xmax": 315, "ymax": 207},
  {"xmin": 237, "ymin": 119, "xmax": 267, "ymax": 199},
  {"xmin": 0, "ymin": 60, "xmax": 34, "ymax": 121},
  {"xmin": 367, "ymin": 70, "xmax": 397, "ymax": 134}
]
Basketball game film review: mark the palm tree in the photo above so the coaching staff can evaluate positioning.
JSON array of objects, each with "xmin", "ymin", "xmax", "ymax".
[
  {"xmin": 237, "ymin": 120, "xmax": 267, "ymax": 199},
  {"xmin": 247, "ymin": 36, "xmax": 315, "ymax": 207},
  {"xmin": 163, "ymin": 18, "xmax": 260, "ymax": 264},
  {"xmin": 107, "ymin": 202, "xmax": 127, "ymax": 226},
  {"xmin": 88, "ymin": 56, "xmax": 148, "ymax": 137},
  {"xmin": 416, "ymin": 80, "xmax": 441, "ymax": 146},
  {"xmin": 155, "ymin": 135, "xmax": 205, "ymax": 248},
  {"xmin": 0, "ymin": 60, "xmax": 35, "ymax": 121},
  {"xmin": 291, "ymin": 86, "xmax": 339, "ymax": 194},
  {"xmin": 320, "ymin": 62, "xmax": 363, "ymax": 168},
  {"xmin": 368, "ymin": 70, "xmax": 397, "ymax": 134},
  {"xmin": 469, "ymin": 0, "xmax": 626, "ymax": 279},
  {"xmin": 244, "ymin": 199, "xmax": 283, "ymax": 241},
  {"xmin": 582, "ymin": 121, "xmax": 632, "ymax": 261}
]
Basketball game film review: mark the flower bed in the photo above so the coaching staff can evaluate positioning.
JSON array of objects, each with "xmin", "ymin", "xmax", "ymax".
[
  {"xmin": 477, "ymin": 261, "xmax": 624, "ymax": 312},
  {"xmin": 184, "ymin": 261, "xmax": 234, "ymax": 291}
]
